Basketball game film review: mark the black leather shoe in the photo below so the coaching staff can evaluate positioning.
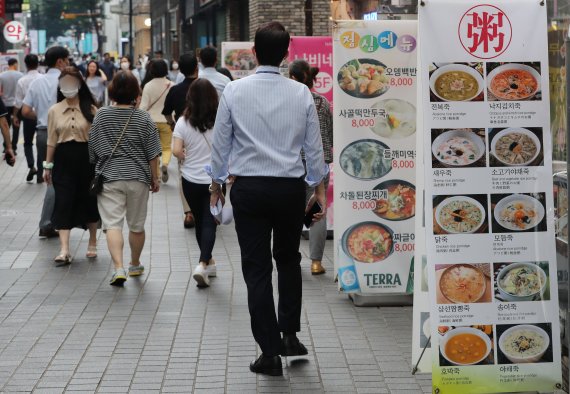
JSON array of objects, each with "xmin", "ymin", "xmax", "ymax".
[
  {"xmin": 281, "ymin": 334, "xmax": 308, "ymax": 357},
  {"xmin": 39, "ymin": 228, "xmax": 59, "ymax": 238},
  {"xmin": 249, "ymin": 354, "xmax": 283, "ymax": 376},
  {"xmin": 26, "ymin": 167, "xmax": 37, "ymax": 182}
]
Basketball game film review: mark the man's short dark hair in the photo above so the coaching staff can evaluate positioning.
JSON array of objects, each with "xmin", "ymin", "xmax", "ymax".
[
  {"xmin": 44, "ymin": 46, "xmax": 70, "ymax": 68},
  {"xmin": 104, "ymin": 52, "xmax": 110, "ymax": 57},
  {"xmin": 179, "ymin": 53, "xmax": 198, "ymax": 77},
  {"xmin": 108, "ymin": 71, "xmax": 140, "ymax": 104},
  {"xmin": 24, "ymin": 54, "xmax": 39, "ymax": 70},
  {"xmin": 200, "ymin": 47, "xmax": 217, "ymax": 68},
  {"xmin": 254, "ymin": 22, "xmax": 290, "ymax": 67},
  {"xmin": 151, "ymin": 59, "xmax": 168, "ymax": 78},
  {"xmin": 7, "ymin": 58, "xmax": 17, "ymax": 67}
]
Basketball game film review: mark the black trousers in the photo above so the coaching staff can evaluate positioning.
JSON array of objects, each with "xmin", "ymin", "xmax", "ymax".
[
  {"xmin": 181, "ymin": 178, "xmax": 217, "ymax": 262},
  {"xmin": 231, "ymin": 176, "xmax": 305, "ymax": 357},
  {"xmin": 23, "ymin": 118, "xmax": 37, "ymax": 169}
]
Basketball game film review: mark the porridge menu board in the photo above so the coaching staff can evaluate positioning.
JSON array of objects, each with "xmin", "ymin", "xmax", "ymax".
[
  {"xmin": 221, "ymin": 42, "xmax": 256, "ymax": 79},
  {"xmin": 419, "ymin": 0, "xmax": 563, "ymax": 392},
  {"xmin": 333, "ymin": 20, "xmax": 417, "ymax": 294}
]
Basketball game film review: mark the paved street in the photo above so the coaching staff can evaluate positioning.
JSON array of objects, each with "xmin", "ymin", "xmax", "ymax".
[{"xmin": 0, "ymin": 155, "xmax": 430, "ymax": 393}]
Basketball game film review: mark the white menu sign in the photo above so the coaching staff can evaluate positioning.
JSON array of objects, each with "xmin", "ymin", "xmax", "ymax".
[{"xmin": 420, "ymin": 0, "xmax": 563, "ymax": 392}]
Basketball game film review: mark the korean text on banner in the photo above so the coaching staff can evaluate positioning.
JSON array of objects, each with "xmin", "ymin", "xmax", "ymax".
[
  {"xmin": 221, "ymin": 42, "xmax": 256, "ymax": 80},
  {"xmin": 419, "ymin": 0, "xmax": 563, "ymax": 392},
  {"xmin": 333, "ymin": 20, "xmax": 418, "ymax": 294}
]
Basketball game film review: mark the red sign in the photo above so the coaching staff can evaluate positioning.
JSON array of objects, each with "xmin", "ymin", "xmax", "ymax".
[
  {"xmin": 458, "ymin": 4, "xmax": 512, "ymax": 59},
  {"xmin": 0, "ymin": 0, "xmax": 5, "ymax": 19}
]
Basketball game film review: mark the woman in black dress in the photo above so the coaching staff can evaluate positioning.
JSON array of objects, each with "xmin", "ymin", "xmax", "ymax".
[{"xmin": 43, "ymin": 67, "xmax": 100, "ymax": 265}]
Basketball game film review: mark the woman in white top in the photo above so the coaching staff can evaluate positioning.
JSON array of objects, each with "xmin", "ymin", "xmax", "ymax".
[
  {"xmin": 84, "ymin": 61, "xmax": 107, "ymax": 106},
  {"xmin": 140, "ymin": 60, "xmax": 173, "ymax": 182},
  {"xmin": 119, "ymin": 55, "xmax": 142, "ymax": 85},
  {"xmin": 173, "ymin": 78, "xmax": 219, "ymax": 288}
]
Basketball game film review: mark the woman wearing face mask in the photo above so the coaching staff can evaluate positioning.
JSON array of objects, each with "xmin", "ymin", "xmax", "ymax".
[
  {"xmin": 43, "ymin": 67, "xmax": 100, "ymax": 266},
  {"xmin": 120, "ymin": 55, "xmax": 141, "ymax": 85},
  {"xmin": 168, "ymin": 59, "xmax": 180, "ymax": 82},
  {"xmin": 84, "ymin": 60, "xmax": 107, "ymax": 106}
]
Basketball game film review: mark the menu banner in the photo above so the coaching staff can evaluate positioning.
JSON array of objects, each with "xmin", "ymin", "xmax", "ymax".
[
  {"xmin": 289, "ymin": 36, "xmax": 334, "ymax": 105},
  {"xmin": 333, "ymin": 20, "xmax": 418, "ymax": 294},
  {"xmin": 419, "ymin": 0, "xmax": 563, "ymax": 392},
  {"xmin": 221, "ymin": 42, "xmax": 256, "ymax": 79}
]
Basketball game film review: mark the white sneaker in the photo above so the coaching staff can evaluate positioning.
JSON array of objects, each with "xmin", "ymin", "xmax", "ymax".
[
  {"xmin": 193, "ymin": 264, "xmax": 210, "ymax": 287},
  {"xmin": 206, "ymin": 261, "xmax": 217, "ymax": 277}
]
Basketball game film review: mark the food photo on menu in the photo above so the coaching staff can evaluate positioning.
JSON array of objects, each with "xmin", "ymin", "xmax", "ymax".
[
  {"xmin": 432, "ymin": 194, "xmax": 489, "ymax": 235},
  {"xmin": 493, "ymin": 261, "xmax": 550, "ymax": 302},
  {"xmin": 338, "ymin": 58, "xmax": 390, "ymax": 99},
  {"xmin": 429, "ymin": 62, "xmax": 485, "ymax": 102},
  {"xmin": 372, "ymin": 179, "xmax": 416, "ymax": 221},
  {"xmin": 435, "ymin": 263, "xmax": 492, "ymax": 305},
  {"xmin": 486, "ymin": 62, "xmax": 541, "ymax": 101},
  {"xmin": 490, "ymin": 193, "xmax": 547, "ymax": 233},
  {"xmin": 438, "ymin": 325, "xmax": 495, "ymax": 366},
  {"xmin": 369, "ymin": 98, "xmax": 416, "ymax": 140},
  {"xmin": 419, "ymin": 312, "xmax": 431, "ymax": 349},
  {"xmin": 341, "ymin": 221, "xmax": 394, "ymax": 264},
  {"xmin": 431, "ymin": 128, "xmax": 487, "ymax": 168},
  {"xmin": 488, "ymin": 127, "xmax": 544, "ymax": 167},
  {"xmin": 496, "ymin": 323, "xmax": 553, "ymax": 365},
  {"xmin": 339, "ymin": 139, "xmax": 391, "ymax": 180}
]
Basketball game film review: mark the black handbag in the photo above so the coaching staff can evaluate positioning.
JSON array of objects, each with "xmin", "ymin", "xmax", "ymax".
[{"xmin": 89, "ymin": 107, "xmax": 136, "ymax": 196}]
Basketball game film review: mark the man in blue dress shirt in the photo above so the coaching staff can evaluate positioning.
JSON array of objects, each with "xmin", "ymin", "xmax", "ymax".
[{"xmin": 208, "ymin": 21, "xmax": 328, "ymax": 376}]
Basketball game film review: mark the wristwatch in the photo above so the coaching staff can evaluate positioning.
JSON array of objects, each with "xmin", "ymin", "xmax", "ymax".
[{"xmin": 43, "ymin": 161, "xmax": 54, "ymax": 170}]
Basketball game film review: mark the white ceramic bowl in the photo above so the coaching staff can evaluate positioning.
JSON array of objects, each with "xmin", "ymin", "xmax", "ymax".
[
  {"xmin": 499, "ymin": 324, "xmax": 549, "ymax": 363},
  {"xmin": 496, "ymin": 262, "xmax": 547, "ymax": 302},
  {"xmin": 487, "ymin": 63, "xmax": 541, "ymax": 101},
  {"xmin": 435, "ymin": 196, "xmax": 486, "ymax": 234},
  {"xmin": 432, "ymin": 129, "xmax": 486, "ymax": 167},
  {"xmin": 430, "ymin": 64, "xmax": 484, "ymax": 102},
  {"xmin": 493, "ymin": 194, "xmax": 545, "ymax": 232},
  {"xmin": 440, "ymin": 327, "xmax": 492, "ymax": 366},
  {"xmin": 490, "ymin": 128, "xmax": 541, "ymax": 166}
]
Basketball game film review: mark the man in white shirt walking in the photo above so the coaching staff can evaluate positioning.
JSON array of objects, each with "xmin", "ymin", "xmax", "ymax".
[
  {"xmin": 13, "ymin": 54, "xmax": 42, "ymax": 182},
  {"xmin": 0, "ymin": 58, "xmax": 23, "ymax": 153},
  {"xmin": 198, "ymin": 47, "xmax": 230, "ymax": 96},
  {"xmin": 22, "ymin": 46, "xmax": 70, "ymax": 238}
]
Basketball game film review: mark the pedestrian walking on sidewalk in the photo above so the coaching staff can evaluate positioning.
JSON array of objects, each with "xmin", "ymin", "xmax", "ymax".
[
  {"xmin": 208, "ymin": 22, "xmax": 328, "ymax": 376},
  {"xmin": 13, "ymin": 54, "xmax": 42, "ymax": 182},
  {"xmin": 84, "ymin": 61, "xmax": 107, "ymax": 107},
  {"xmin": 140, "ymin": 59, "xmax": 173, "ymax": 183},
  {"xmin": 163, "ymin": 53, "xmax": 198, "ymax": 229},
  {"xmin": 289, "ymin": 59, "xmax": 333, "ymax": 275},
  {"xmin": 0, "ymin": 97, "xmax": 15, "ymax": 166},
  {"xmin": 88, "ymin": 71, "xmax": 161, "ymax": 286},
  {"xmin": 22, "ymin": 46, "xmax": 70, "ymax": 238},
  {"xmin": 43, "ymin": 67, "xmax": 100, "ymax": 266},
  {"xmin": 0, "ymin": 58, "xmax": 23, "ymax": 154},
  {"xmin": 173, "ymin": 78, "xmax": 219, "ymax": 288}
]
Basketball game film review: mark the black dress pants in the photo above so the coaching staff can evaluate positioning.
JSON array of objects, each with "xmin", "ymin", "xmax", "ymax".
[{"xmin": 230, "ymin": 176, "xmax": 305, "ymax": 357}]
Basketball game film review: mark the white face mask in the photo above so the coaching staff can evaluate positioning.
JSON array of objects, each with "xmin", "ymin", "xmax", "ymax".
[
  {"xmin": 121, "ymin": 62, "xmax": 130, "ymax": 71},
  {"xmin": 172, "ymin": 63, "xmax": 179, "ymax": 70},
  {"xmin": 60, "ymin": 87, "xmax": 79, "ymax": 98}
]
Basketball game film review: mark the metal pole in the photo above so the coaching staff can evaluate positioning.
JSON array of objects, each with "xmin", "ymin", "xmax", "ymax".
[{"xmin": 129, "ymin": 0, "xmax": 133, "ymax": 55}]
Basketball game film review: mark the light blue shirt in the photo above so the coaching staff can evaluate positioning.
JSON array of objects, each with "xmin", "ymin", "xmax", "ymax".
[
  {"xmin": 209, "ymin": 65, "xmax": 328, "ymax": 187},
  {"xmin": 22, "ymin": 68, "xmax": 61, "ymax": 128},
  {"xmin": 198, "ymin": 67, "xmax": 230, "ymax": 97}
]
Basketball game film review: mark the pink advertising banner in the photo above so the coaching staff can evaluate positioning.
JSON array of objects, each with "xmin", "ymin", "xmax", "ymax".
[{"xmin": 288, "ymin": 36, "xmax": 333, "ymax": 106}]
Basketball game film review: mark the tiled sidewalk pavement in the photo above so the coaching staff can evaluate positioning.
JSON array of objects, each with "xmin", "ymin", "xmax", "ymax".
[{"xmin": 0, "ymin": 156, "xmax": 431, "ymax": 393}]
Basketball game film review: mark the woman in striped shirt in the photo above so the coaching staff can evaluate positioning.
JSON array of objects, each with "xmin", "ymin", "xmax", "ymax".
[{"xmin": 88, "ymin": 71, "xmax": 162, "ymax": 286}]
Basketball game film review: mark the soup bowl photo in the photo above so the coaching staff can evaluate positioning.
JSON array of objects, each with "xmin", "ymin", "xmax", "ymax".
[
  {"xmin": 490, "ymin": 128, "xmax": 541, "ymax": 167},
  {"xmin": 498, "ymin": 325, "xmax": 550, "ymax": 364},
  {"xmin": 432, "ymin": 129, "xmax": 486, "ymax": 167},
  {"xmin": 341, "ymin": 222, "xmax": 394, "ymax": 264},
  {"xmin": 493, "ymin": 194, "xmax": 545, "ymax": 232},
  {"xmin": 496, "ymin": 262, "xmax": 547, "ymax": 302},
  {"xmin": 487, "ymin": 63, "xmax": 541, "ymax": 101},
  {"xmin": 429, "ymin": 64, "xmax": 484, "ymax": 102},
  {"xmin": 440, "ymin": 327, "xmax": 492, "ymax": 366},
  {"xmin": 435, "ymin": 196, "xmax": 486, "ymax": 234}
]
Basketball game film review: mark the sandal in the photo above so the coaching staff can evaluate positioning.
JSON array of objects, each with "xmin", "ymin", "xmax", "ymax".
[
  {"xmin": 86, "ymin": 245, "xmax": 97, "ymax": 259},
  {"xmin": 54, "ymin": 254, "xmax": 72, "ymax": 267}
]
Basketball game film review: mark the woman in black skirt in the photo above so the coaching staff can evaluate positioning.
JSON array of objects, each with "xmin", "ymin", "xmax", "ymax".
[{"xmin": 43, "ymin": 67, "xmax": 100, "ymax": 265}]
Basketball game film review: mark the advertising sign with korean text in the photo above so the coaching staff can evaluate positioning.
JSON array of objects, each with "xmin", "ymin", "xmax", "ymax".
[
  {"xmin": 221, "ymin": 42, "xmax": 256, "ymax": 80},
  {"xmin": 419, "ymin": 0, "xmax": 563, "ymax": 392},
  {"xmin": 333, "ymin": 20, "xmax": 418, "ymax": 294},
  {"xmin": 3, "ymin": 21, "xmax": 24, "ymax": 44},
  {"xmin": 289, "ymin": 36, "xmax": 333, "ymax": 105}
]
